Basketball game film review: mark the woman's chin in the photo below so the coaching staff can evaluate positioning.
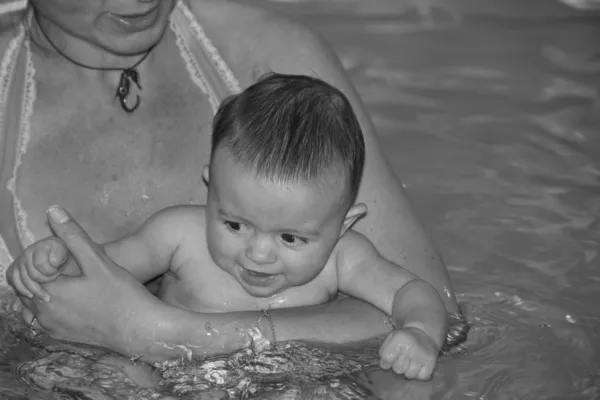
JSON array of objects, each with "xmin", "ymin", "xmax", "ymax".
[
  {"xmin": 96, "ymin": 2, "xmax": 174, "ymax": 55},
  {"xmin": 97, "ymin": 25, "xmax": 168, "ymax": 56}
]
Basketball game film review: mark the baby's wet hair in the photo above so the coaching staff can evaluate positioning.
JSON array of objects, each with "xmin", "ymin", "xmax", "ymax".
[{"xmin": 211, "ymin": 72, "xmax": 365, "ymax": 205}]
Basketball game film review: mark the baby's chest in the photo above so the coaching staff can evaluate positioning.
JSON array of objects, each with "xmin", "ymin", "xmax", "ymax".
[{"xmin": 168, "ymin": 260, "xmax": 339, "ymax": 313}]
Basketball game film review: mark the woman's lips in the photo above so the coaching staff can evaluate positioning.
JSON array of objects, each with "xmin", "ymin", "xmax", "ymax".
[{"xmin": 107, "ymin": 6, "xmax": 160, "ymax": 33}]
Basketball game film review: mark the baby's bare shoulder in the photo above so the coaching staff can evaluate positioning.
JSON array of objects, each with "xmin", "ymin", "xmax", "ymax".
[
  {"xmin": 160, "ymin": 205, "xmax": 212, "ymax": 273},
  {"xmin": 336, "ymin": 230, "xmax": 379, "ymax": 257},
  {"xmin": 333, "ymin": 230, "xmax": 382, "ymax": 273},
  {"xmin": 153, "ymin": 204, "xmax": 206, "ymax": 222},
  {"xmin": 145, "ymin": 205, "xmax": 207, "ymax": 243}
]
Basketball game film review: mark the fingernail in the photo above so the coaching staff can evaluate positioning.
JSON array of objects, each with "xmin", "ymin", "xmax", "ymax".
[
  {"xmin": 47, "ymin": 205, "xmax": 69, "ymax": 224},
  {"xmin": 43, "ymin": 295, "xmax": 51, "ymax": 303}
]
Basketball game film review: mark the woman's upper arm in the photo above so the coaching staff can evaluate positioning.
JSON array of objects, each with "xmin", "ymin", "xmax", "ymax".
[{"xmin": 261, "ymin": 19, "xmax": 458, "ymax": 310}]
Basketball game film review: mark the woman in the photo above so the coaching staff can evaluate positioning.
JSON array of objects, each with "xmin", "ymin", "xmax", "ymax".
[{"xmin": 1, "ymin": 0, "xmax": 463, "ymax": 362}]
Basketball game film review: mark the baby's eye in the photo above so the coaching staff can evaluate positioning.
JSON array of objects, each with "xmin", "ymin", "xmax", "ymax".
[
  {"xmin": 224, "ymin": 221, "xmax": 242, "ymax": 232},
  {"xmin": 281, "ymin": 233, "xmax": 308, "ymax": 247}
]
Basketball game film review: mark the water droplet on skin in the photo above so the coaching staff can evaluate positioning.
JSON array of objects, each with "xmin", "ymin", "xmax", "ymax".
[
  {"xmin": 100, "ymin": 190, "xmax": 109, "ymax": 206},
  {"xmin": 205, "ymin": 322, "xmax": 219, "ymax": 337},
  {"xmin": 444, "ymin": 287, "xmax": 453, "ymax": 299}
]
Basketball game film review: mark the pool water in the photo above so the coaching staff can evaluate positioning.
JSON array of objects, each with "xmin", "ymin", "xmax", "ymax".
[{"xmin": 1, "ymin": 0, "xmax": 600, "ymax": 398}]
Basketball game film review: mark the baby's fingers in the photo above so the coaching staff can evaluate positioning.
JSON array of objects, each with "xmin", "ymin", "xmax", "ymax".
[
  {"xmin": 380, "ymin": 339, "xmax": 406, "ymax": 371},
  {"xmin": 417, "ymin": 363, "xmax": 435, "ymax": 381},
  {"xmin": 18, "ymin": 262, "xmax": 51, "ymax": 302},
  {"xmin": 403, "ymin": 360, "xmax": 422, "ymax": 379},
  {"xmin": 31, "ymin": 244, "xmax": 62, "ymax": 277},
  {"xmin": 28, "ymin": 253, "xmax": 58, "ymax": 284},
  {"xmin": 9, "ymin": 267, "xmax": 34, "ymax": 299}
]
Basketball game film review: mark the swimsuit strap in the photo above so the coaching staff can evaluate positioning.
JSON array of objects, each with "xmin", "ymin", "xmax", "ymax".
[
  {"xmin": 170, "ymin": 0, "xmax": 241, "ymax": 113},
  {"xmin": 0, "ymin": 21, "xmax": 34, "ymax": 290}
]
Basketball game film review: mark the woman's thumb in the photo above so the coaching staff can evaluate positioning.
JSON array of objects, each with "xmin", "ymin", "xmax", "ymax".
[{"xmin": 46, "ymin": 205, "xmax": 100, "ymax": 275}]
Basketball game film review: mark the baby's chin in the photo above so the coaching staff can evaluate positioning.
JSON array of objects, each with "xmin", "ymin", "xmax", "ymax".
[{"xmin": 241, "ymin": 282, "xmax": 286, "ymax": 298}]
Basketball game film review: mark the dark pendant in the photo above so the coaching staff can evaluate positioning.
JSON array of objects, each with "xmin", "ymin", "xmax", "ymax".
[{"xmin": 116, "ymin": 68, "xmax": 142, "ymax": 113}]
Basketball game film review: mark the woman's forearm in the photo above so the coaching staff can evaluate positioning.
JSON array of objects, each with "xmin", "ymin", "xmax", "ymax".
[
  {"xmin": 122, "ymin": 305, "xmax": 257, "ymax": 364},
  {"xmin": 119, "ymin": 298, "xmax": 392, "ymax": 364}
]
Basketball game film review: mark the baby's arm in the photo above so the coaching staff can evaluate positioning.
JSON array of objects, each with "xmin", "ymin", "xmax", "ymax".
[
  {"xmin": 336, "ymin": 230, "xmax": 448, "ymax": 379},
  {"xmin": 101, "ymin": 206, "xmax": 200, "ymax": 284},
  {"xmin": 8, "ymin": 206, "xmax": 195, "ymax": 301}
]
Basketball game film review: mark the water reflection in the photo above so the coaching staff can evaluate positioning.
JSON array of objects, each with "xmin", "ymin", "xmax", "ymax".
[{"xmin": 2, "ymin": 0, "xmax": 600, "ymax": 399}]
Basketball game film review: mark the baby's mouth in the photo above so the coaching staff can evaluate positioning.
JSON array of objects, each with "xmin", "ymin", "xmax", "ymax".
[
  {"xmin": 244, "ymin": 268, "xmax": 276, "ymax": 278},
  {"xmin": 238, "ymin": 265, "xmax": 279, "ymax": 288}
]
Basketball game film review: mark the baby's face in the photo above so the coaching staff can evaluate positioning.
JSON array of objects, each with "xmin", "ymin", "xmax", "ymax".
[{"xmin": 205, "ymin": 152, "xmax": 348, "ymax": 298}]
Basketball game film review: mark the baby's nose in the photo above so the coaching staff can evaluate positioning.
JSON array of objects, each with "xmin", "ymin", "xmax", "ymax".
[{"xmin": 245, "ymin": 235, "xmax": 276, "ymax": 264}]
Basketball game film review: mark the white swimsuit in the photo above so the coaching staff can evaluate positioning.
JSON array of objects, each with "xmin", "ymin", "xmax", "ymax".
[{"xmin": 0, "ymin": 1, "xmax": 240, "ymax": 292}]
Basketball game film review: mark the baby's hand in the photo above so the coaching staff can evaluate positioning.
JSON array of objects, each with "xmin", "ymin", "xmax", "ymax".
[
  {"xmin": 379, "ymin": 327, "xmax": 439, "ymax": 380},
  {"xmin": 7, "ymin": 237, "xmax": 69, "ymax": 302}
]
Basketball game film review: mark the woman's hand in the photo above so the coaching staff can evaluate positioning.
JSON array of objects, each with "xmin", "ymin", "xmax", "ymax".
[
  {"xmin": 18, "ymin": 206, "xmax": 253, "ymax": 362},
  {"xmin": 18, "ymin": 206, "xmax": 166, "ymax": 354}
]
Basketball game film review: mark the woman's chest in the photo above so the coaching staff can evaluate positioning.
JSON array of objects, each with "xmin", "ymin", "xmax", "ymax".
[{"xmin": 13, "ymin": 81, "xmax": 215, "ymax": 243}]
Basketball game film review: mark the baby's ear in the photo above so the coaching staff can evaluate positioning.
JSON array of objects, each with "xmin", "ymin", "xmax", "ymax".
[
  {"xmin": 202, "ymin": 165, "xmax": 210, "ymax": 186},
  {"xmin": 340, "ymin": 203, "xmax": 367, "ymax": 236}
]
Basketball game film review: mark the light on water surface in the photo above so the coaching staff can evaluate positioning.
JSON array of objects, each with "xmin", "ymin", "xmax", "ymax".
[{"xmin": 1, "ymin": 0, "xmax": 600, "ymax": 399}]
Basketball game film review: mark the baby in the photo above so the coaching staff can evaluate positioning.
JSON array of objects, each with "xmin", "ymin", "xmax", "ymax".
[{"xmin": 9, "ymin": 73, "xmax": 448, "ymax": 380}]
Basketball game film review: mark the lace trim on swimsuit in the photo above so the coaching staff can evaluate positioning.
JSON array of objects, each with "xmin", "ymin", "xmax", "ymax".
[
  {"xmin": 177, "ymin": 1, "xmax": 240, "ymax": 93},
  {"xmin": 0, "ymin": 0, "xmax": 28, "ymax": 15},
  {"xmin": 7, "ymin": 29, "xmax": 36, "ymax": 250},
  {"xmin": 0, "ymin": 24, "xmax": 25, "ymax": 287},
  {"xmin": 170, "ymin": 16, "xmax": 215, "ymax": 110},
  {"xmin": 172, "ymin": 0, "xmax": 241, "ymax": 112},
  {"xmin": 0, "ymin": 235, "xmax": 12, "ymax": 289},
  {"xmin": 0, "ymin": 28, "xmax": 23, "ymax": 158}
]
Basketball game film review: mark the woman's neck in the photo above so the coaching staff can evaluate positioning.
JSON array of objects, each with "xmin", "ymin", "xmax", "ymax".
[{"xmin": 29, "ymin": 12, "xmax": 157, "ymax": 87}]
